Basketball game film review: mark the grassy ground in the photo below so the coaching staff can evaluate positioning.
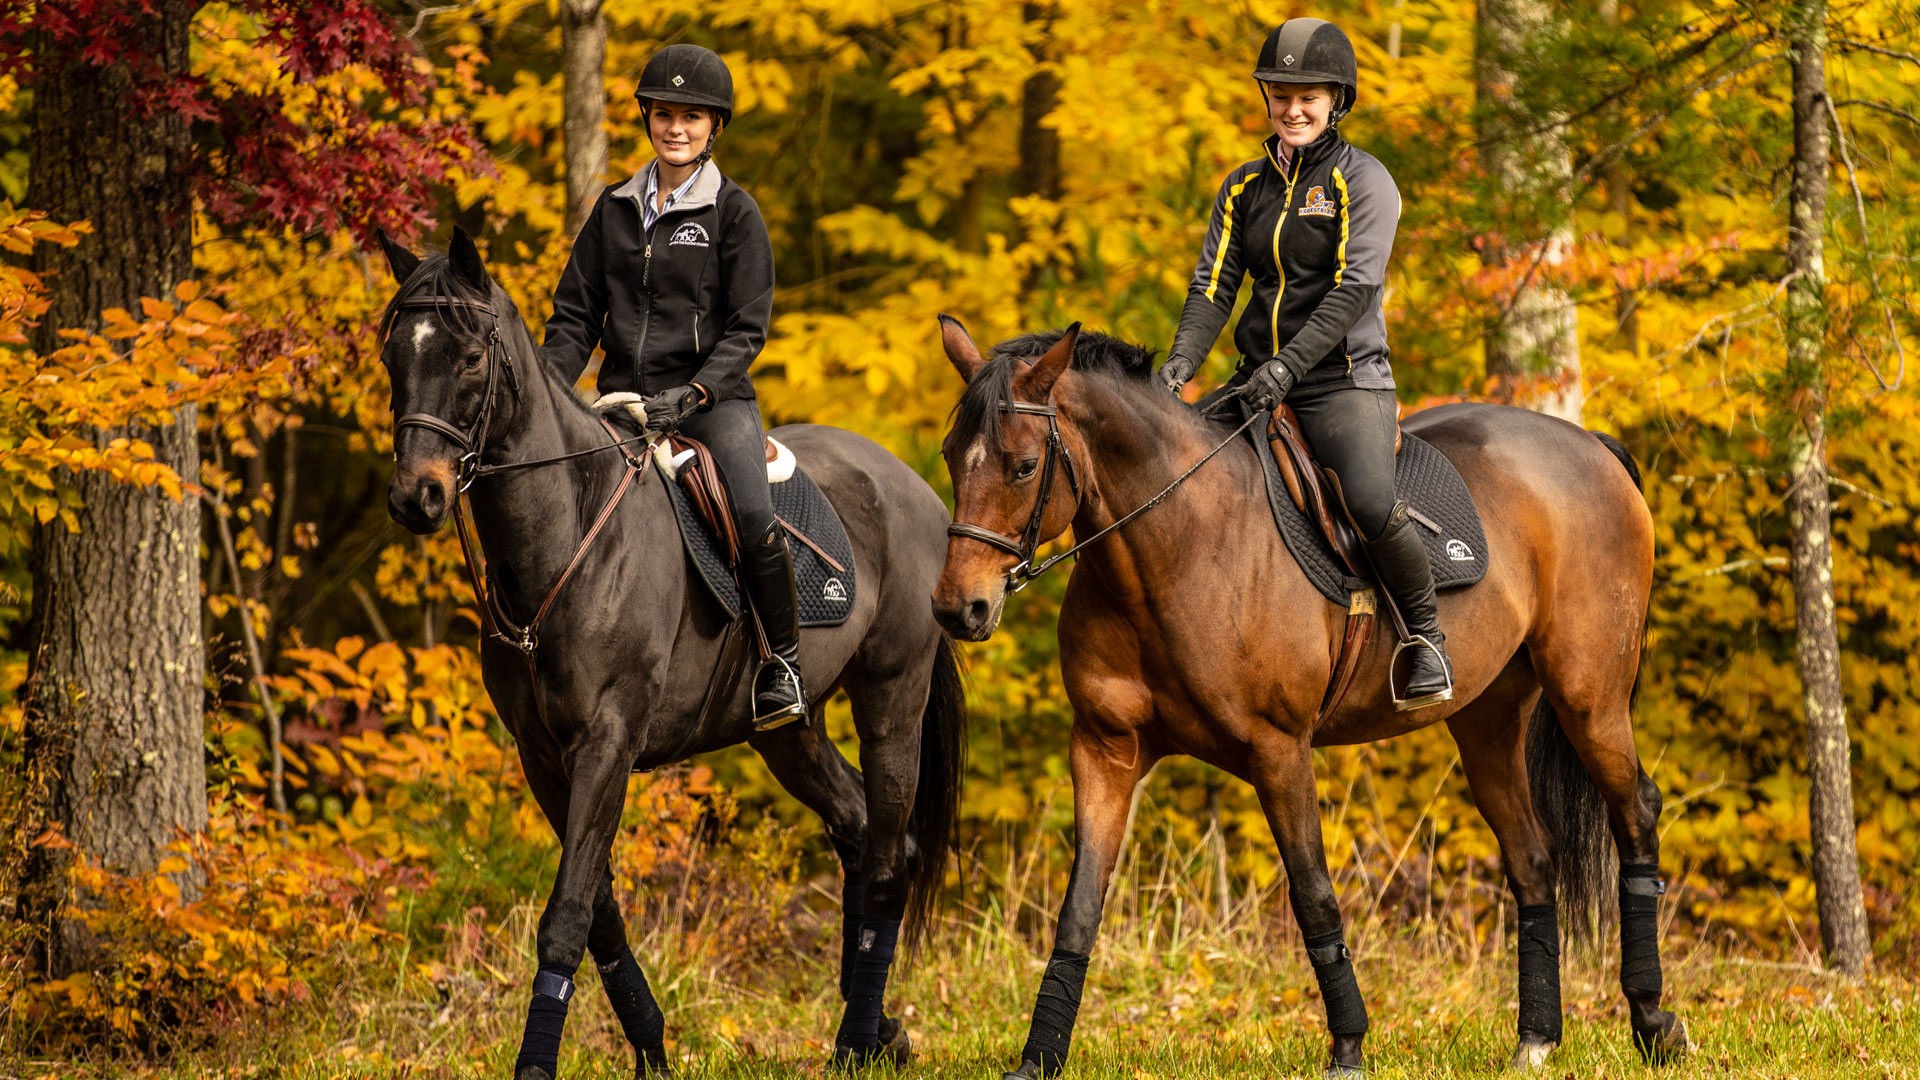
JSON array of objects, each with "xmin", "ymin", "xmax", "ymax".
[{"xmin": 10, "ymin": 888, "xmax": 1914, "ymax": 1080}]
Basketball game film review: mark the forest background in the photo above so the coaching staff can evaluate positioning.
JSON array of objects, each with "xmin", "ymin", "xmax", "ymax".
[{"xmin": 1, "ymin": 0, "xmax": 1917, "ymax": 1072}]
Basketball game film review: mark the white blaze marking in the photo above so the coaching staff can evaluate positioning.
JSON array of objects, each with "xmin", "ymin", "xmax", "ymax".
[
  {"xmin": 412, "ymin": 320, "xmax": 435, "ymax": 350},
  {"xmin": 963, "ymin": 439, "xmax": 988, "ymax": 474}
]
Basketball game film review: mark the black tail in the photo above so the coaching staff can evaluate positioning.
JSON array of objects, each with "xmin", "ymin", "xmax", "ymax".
[
  {"xmin": 903, "ymin": 634, "xmax": 967, "ymax": 950},
  {"xmin": 1530, "ymin": 429, "xmax": 1648, "ymax": 940}
]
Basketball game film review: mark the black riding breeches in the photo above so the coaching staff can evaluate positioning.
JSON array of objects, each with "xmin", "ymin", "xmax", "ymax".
[
  {"xmin": 676, "ymin": 397, "xmax": 777, "ymax": 543},
  {"xmin": 1286, "ymin": 386, "xmax": 1400, "ymax": 540}
]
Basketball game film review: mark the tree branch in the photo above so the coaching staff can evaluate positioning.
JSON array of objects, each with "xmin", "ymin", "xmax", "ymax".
[
  {"xmin": 1824, "ymin": 94, "xmax": 1905, "ymax": 391},
  {"xmin": 1835, "ymin": 38, "xmax": 1920, "ymax": 66},
  {"xmin": 1833, "ymin": 98, "xmax": 1920, "ymax": 129}
]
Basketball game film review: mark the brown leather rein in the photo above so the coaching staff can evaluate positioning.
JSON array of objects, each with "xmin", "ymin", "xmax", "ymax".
[
  {"xmin": 946, "ymin": 397, "xmax": 1262, "ymax": 593},
  {"xmin": 386, "ymin": 290, "xmax": 653, "ymax": 663}
]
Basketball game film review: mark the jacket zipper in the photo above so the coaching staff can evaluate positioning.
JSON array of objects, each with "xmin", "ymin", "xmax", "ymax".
[
  {"xmin": 693, "ymin": 311, "xmax": 700, "ymax": 354},
  {"xmin": 1268, "ymin": 153, "xmax": 1304, "ymax": 359}
]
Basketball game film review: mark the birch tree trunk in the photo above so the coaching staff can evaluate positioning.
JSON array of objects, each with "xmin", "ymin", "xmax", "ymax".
[
  {"xmin": 1475, "ymin": 0, "xmax": 1583, "ymax": 423},
  {"xmin": 22, "ymin": 0, "xmax": 208, "ymax": 977},
  {"xmin": 1784, "ymin": 0, "xmax": 1870, "ymax": 978},
  {"xmin": 560, "ymin": 0, "xmax": 609, "ymax": 238}
]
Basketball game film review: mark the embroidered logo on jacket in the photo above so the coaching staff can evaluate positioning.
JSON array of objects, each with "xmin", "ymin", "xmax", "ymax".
[
  {"xmin": 1298, "ymin": 186, "xmax": 1337, "ymax": 217},
  {"xmin": 668, "ymin": 222, "xmax": 710, "ymax": 247}
]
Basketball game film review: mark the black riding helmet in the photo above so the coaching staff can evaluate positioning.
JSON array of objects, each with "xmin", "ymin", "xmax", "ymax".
[
  {"xmin": 636, "ymin": 45, "xmax": 734, "ymax": 166},
  {"xmin": 1253, "ymin": 18, "xmax": 1358, "ymax": 118}
]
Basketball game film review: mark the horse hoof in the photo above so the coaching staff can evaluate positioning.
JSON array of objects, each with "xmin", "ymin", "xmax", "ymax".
[
  {"xmin": 1508, "ymin": 1040, "xmax": 1556, "ymax": 1071},
  {"xmin": 634, "ymin": 1050, "xmax": 674, "ymax": 1079},
  {"xmin": 1634, "ymin": 1012, "xmax": 1695, "ymax": 1063},
  {"xmin": 1002, "ymin": 1060, "xmax": 1046, "ymax": 1080},
  {"xmin": 515, "ymin": 1067, "xmax": 555, "ymax": 1080},
  {"xmin": 876, "ymin": 1014, "xmax": 913, "ymax": 1066},
  {"xmin": 1322, "ymin": 1064, "xmax": 1368, "ymax": 1079}
]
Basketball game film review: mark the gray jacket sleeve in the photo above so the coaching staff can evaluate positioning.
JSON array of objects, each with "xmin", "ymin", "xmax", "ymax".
[
  {"xmin": 541, "ymin": 189, "xmax": 611, "ymax": 387},
  {"xmin": 691, "ymin": 188, "xmax": 775, "ymax": 400},
  {"xmin": 1273, "ymin": 157, "xmax": 1399, "ymax": 378},
  {"xmin": 1167, "ymin": 163, "xmax": 1260, "ymax": 368}
]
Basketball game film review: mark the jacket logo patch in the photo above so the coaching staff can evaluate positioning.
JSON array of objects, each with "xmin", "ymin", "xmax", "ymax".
[
  {"xmin": 668, "ymin": 223, "xmax": 710, "ymax": 247},
  {"xmin": 1299, "ymin": 186, "xmax": 1337, "ymax": 217}
]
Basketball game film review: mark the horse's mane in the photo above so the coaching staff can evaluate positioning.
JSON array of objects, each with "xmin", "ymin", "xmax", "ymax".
[
  {"xmin": 377, "ymin": 252, "xmax": 497, "ymax": 349},
  {"xmin": 950, "ymin": 327, "xmax": 1161, "ymax": 446}
]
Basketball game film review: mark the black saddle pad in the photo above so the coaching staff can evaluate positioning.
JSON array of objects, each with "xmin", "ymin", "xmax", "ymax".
[
  {"xmin": 1247, "ymin": 417, "xmax": 1490, "ymax": 606},
  {"xmin": 662, "ymin": 463, "xmax": 858, "ymax": 628}
]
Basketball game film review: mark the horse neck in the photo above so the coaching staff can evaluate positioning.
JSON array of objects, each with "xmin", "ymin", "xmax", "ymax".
[{"xmin": 1060, "ymin": 375, "xmax": 1258, "ymax": 590}]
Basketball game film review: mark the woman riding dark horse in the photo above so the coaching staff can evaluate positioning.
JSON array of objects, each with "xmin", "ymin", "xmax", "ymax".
[
  {"xmin": 1158, "ymin": 18, "xmax": 1452, "ymax": 710},
  {"xmin": 541, "ymin": 44, "xmax": 807, "ymax": 730}
]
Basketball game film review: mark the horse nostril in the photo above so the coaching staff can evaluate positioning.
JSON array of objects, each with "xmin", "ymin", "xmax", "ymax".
[
  {"xmin": 964, "ymin": 598, "xmax": 990, "ymax": 633},
  {"xmin": 419, "ymin": 478, "xmax": 447, "ymax": 519}
]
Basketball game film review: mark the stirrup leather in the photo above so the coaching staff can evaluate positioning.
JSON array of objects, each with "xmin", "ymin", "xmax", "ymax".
[
  {"xmin": 1389, "ymin": 633, "xmax": 1454, "ymax": 712},
  {"xmin": 753, "ymin": 653, "xmax": 808, "ymax": 730}
]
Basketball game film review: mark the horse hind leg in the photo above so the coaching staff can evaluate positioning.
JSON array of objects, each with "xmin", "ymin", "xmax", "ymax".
[
  {"xmin": 1447, "ymin": 672, "xmax": 1561, "ymax": 1072},
  {"xmin": 586, "ymin": 867, "xmax": 670, "ymax": 1075},
  {"xmin": 1529, "ymin": 642, "xmax": 1693, "ymax": 1062}
]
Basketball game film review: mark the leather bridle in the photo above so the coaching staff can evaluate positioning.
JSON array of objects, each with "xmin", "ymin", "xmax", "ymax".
[{"xmin": 383, "ymin": 286, "xmax": 652, "ymax": 662}]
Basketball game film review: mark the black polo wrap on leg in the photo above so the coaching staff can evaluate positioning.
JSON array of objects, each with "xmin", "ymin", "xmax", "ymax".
[
  {"xmin": 1619, "ymin": 862, "xmax": 1664, "ymax": 1000},
  {"xmin": 596, "ymin": 946, "xmax": 668, "ymax": 1070},
  {"xmin": 835, "ymin": 914, "xmax": 900, "ymax": 1050},
  {"xmin": 514, "ymin": 965, "xmax": 577, "ymax": 1077},
  {"xmin": 1516, "ymin": 904, "xmax": 1562, "ymax": 1042},
  {"xmin": 1020, "ymin": 948, "xmax": 1090, "ymax": 1074},
  {"xmin": 1304, "ymin": 929, "xmax": 1369, "ymax": 1036},
  {"xmin": 838, "ymin": 871, "xmax": 865, "ymax": 1001}
]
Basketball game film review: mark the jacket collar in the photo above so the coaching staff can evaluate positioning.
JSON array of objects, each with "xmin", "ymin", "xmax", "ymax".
[
  {"xmin": 1262, "ymin": 128, "xmax": 1343, "ymax": 177},
  {"xmin": 613, "ymin": 158, "xmax": 723, "ymax": 213}
]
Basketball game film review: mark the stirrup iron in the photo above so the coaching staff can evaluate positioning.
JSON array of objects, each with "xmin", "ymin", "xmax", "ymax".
[
  {"xmin": 1390, "ymin": 633, "xmax": 1454, "ymax": 712},
  {"xmin": 753, "ymin": 652, "xmax": 808, "ymax": 731}
]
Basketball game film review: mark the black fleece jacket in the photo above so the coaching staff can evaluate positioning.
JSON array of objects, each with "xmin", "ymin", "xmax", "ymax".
[
  {"xmin": 1168, "ymin": 129, "xmax": 1401, "ymax": 394},
  {"xmin": 542, "ymin": 160, "xmax": 775, "ymax": 402}
]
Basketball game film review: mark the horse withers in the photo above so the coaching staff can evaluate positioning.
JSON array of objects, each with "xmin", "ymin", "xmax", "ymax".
[
  {"xmin": 930, "ymin": 319, "xmax": 1689, "ymax": 1076},
  {"xmin": 378, "ymin": 227, "xmax": 965, "ymax": 1079}
]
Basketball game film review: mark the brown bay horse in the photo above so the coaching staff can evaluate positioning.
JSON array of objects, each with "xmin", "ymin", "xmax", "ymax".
[{"xmin": 930, "ymin": 320, "xmax": 1690, "ymax": 1077}]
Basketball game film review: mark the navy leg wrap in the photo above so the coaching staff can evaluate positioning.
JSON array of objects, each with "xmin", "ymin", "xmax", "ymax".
[
  {"xmin": 1516, "ymin": 904, "xmax": 1562, "ymax": 1042},
  {"xmin": 514, "ymin": 965, "xmax": 576, "ymax": 1077},
  {"xmin": 839, "ymin": 874, "xmax": 865, "ymax": 1001},
  {"xmin": 1305, "ymin": 929, "xmax": 1369, "ymax": 1037},
  {"xmin": 834, "ymin": 915, "xmax": 900, "ymax": 1050},
  {"xmin": 1019, "ymin": 949, "xmax": 1090, "ymax": 1075},
  {"xmin": 1619, "ymin": 863, "xmax": 1664, "ymax": 1000},
  {"xmin": 597, "ymin": 947, "xmax": 668, "ymax": 1070}
]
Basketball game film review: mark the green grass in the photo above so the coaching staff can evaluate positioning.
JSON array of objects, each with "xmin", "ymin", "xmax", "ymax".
[{"xmin": 11, "ymin": 893, "xmax": 1915, "ymax": 1079}]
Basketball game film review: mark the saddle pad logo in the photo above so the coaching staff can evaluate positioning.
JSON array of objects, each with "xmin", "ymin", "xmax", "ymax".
[
  {"xmin": 1298, "ymin": 186, "xmax": 1337, "ymax": 217},
  {"xmin": 668, "ymin": 222, "xmax": 710, "ymax": 247},
  {"xmin": 1446, "ymin": 539, "xmax": 1474, "ymax": 562},
  {"xmin": 823, "ymin": 577, "xmax": 849, "ymax": 604}
]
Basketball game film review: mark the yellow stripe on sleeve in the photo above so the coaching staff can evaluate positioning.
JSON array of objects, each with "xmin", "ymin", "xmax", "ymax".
[
  {"xmin": 1204, "ymin": 172, "xmax": 1259, "ymax": 303},
  {"xmin": 1332, "ymin": 166, "xmax": 1351, "ymax": 289}
]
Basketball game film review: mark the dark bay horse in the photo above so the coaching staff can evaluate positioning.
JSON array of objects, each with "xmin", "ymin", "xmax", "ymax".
[
  {"xmin": 377, "ymin": 229, "xmax": 964, "ymax": 1079},
  {"xmin": 931, "ymin": 320, "xmax": 1689, "ymax": 1077}
]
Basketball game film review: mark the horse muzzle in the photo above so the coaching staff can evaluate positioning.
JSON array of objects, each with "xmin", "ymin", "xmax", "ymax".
[
  {"xmin": 388, "ymin": 458, "xmax": 457, "ymax": 535},
  {"xmin": 931, "ymin": 578, "xmax": 1007, "ymax": 642}
]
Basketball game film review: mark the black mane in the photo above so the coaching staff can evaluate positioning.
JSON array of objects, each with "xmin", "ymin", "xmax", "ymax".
[{"xmin": 950, "ymin": 327, "xmax": 1160, "ymax": 446}]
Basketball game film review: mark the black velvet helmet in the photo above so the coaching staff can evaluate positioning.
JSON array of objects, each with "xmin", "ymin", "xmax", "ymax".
[
  {"xmin": 1253, "ymin": 18, "xmax": 1358, "ymax": 115},
  {"xmin": 636, "ymin": 44, "xmax": 734, "ymax": 127}
]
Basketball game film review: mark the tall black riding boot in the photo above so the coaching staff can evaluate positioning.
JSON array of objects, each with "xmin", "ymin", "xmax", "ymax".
[
  {"xmin": 742, "ymin": 527, "xmax": 808, "ymax": 729},
  {"xmin": 1363, "ymin": 501, "xmax": 1455, "ymax": 710}
]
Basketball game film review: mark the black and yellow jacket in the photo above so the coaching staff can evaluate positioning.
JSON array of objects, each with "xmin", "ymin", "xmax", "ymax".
[{"xmin": 1168, "ymin": 129, "xmax": 1400, "ymax": 394}]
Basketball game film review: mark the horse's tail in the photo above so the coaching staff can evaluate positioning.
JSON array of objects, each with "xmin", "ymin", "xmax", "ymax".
[
  {"xmin": 1528, "ymin": 429, "xmax": 1646, "ymax": 940},
  {"xmin": 903, "ymin": 633, "xmax": 968, "ymax": 950}
]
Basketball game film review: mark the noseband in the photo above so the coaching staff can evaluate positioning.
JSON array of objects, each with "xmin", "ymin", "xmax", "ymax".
[{"xmin": 945, "ymin": 400, "xmax": 1082, "ymax": 593}]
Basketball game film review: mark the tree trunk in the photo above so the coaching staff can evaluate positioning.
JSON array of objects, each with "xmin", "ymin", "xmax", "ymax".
[
  {"xmin": 1784, "ymin": 0, "xmax": 1869, "ymax": 978},
  {"xmin": 559, "ymin": 0, "xmax": 609, "ymax": 238},
  {"xmin": 1018, "ymin": 2, "xmax": 1061, "ymax": 203},
  {"xmin": 22, "ymin": 0, "xmax": 207, "ymax": 977},
  {"xmin": 1475, "ymin": 0, "xmax": 1582, "ymax": 423}
]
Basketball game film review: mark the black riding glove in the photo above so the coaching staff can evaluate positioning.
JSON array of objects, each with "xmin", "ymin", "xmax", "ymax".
[
  {"xmin": 1242, "ymin": 360, "xmax": 1298, "ymax": 412},
  {"xmin": 642, "ymin": 384, "xmax": 706, "ymax": 434},
  {"xmin": 1159, "ymin": 352, "xmax": 1201, "ymax": 394}
]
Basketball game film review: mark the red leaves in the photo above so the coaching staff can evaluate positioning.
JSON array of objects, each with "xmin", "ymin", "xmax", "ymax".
[{"xmin": 2, "ymin": 0, "xmax": 489, "ymax": 246}]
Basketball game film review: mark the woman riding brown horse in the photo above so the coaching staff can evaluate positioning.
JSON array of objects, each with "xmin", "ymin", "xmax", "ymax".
[{"xmin": 931, "ymin": 320, "xmax": 1690, "ymax": 1076}]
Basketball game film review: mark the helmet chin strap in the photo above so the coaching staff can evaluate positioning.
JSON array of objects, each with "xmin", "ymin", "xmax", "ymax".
[{"xmin": 695, "ymin": 121, "xmax": 723, "ymax": 168}]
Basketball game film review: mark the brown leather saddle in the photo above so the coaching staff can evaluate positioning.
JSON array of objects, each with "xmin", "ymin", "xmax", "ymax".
[
  {"xmin": 1265, "ymin": 403, "xmax": 1402, "ymax": 722},
  {"xmin": 665, "ymin": 434, "xmax": 846, "ymax": 575}
]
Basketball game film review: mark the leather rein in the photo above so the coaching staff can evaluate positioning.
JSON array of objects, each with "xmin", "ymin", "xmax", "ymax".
[
  {"xmin": 386, "ymin": 290, "xmax": 653, "ymax": 662},
  {"xmin": 947, "ymin": 397, "xmax": 1262, "ymax": 593}
]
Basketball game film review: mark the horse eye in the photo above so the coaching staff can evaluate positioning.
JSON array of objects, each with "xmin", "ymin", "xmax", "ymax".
[{"xmin": 1014, "ymin": 458, "xmax": 1039, "ymax": 480}]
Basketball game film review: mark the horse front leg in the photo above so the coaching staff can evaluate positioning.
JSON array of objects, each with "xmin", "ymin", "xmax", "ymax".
[
  {"xmin": 1005, "ymin": 723, "xmax": 1156, "ymax": 1080},
  {"xmin": 587, "ymin": 867, "xmax": 671, "ymax": 1076},
  {"xmin": 1250, "ymin": 734, "xmax": 1369, "ymax": 1077},
  {"xmin": 514, "ymin": 741, "xmax": 633, "ymax": 1080}
]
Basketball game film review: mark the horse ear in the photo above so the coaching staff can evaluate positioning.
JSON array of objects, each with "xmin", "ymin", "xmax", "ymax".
[
  {"xmin": 448, "ymin": 226, "xmax": 489, "ymax": 290},
  {"xmin": 379, "ymin": 229, "xmax": 420, "ymax": 282},
  {"xmin": 1014, "ymin": 322, "xmax": 1080, "ymax": 402},
  {"xmin": 938, "ymin": 314, "xmax": 989, "ymax": 383}
]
